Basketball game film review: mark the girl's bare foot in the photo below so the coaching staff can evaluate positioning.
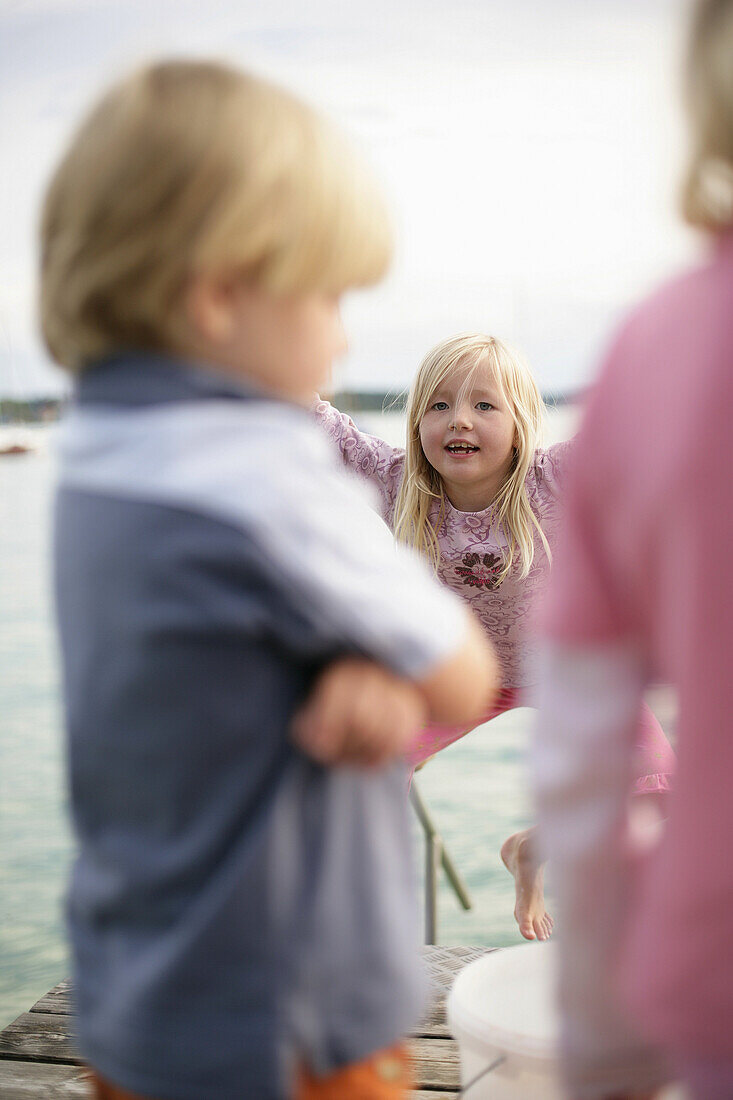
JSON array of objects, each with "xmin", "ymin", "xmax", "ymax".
[{"xmin": 500, "ymin": 827, "xmax": 554, "ymax": 941}]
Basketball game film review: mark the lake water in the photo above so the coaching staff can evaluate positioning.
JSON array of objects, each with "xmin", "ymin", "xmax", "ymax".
[{"xmin": 0, "ymin": 404, "xmax": 620, "ymax": 1031}]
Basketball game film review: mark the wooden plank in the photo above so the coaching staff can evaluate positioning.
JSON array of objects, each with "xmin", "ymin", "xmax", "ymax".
[
  {"xmin": 0, "ymin": 1021, "xmax": 461, "ymax": 1088},
  {"xmin": 0, "ymin": 1060, "xmax": 91, "ymax": 1098},
  {"xmin": 412, "ymin": 1093, "xmax": 459, "ymax": 1099},
  {"xmin": 411, "ymin": 1000, "xmax": 452, "ymax": 1038},
  {"xmin": 0, "ymin": 1017, "xmax": 460, "ymax": 1090},
  {"xmin": 29, "ymin": 980, "xmax": 73, "ymax": 1017},
  {"xmin": 0, "ymin": 1013, "xmax": 80, "ymax": 1066},
  {"xmin": 408, "ymin": 1036, "xmax": 461, "ymax": 1090}
]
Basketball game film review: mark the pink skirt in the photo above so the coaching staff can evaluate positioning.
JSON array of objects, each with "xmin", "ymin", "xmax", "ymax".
[{"xmin": 405, "ymin": 686, "xmax": 675, "ymax": 795}]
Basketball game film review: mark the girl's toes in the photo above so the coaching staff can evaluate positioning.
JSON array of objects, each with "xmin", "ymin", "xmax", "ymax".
[{"xmin": 519, "ymin": 917, "xmax": 536, "ymax": 940}]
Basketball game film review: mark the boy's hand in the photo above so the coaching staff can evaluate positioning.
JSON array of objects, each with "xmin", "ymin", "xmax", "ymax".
[{"xmin": 291, "ymin": 658, "xmax": 428, "ymax": 768}]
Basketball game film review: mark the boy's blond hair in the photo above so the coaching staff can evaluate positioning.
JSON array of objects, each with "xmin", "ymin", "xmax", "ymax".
[
  {"xmin": 682, "ymin": 0, "xmax": 733, "ymax": 229},
  {"xmin": 40, "ymin": 60, "xmax": 392, "ymax": 371},
  {"xmin": 393, "ymin": 333, "xmax": 550, "ymax": 584}
]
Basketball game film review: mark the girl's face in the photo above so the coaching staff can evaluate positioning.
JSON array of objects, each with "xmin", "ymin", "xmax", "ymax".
[{"xmin": 418, "ymin": 366, "xmax": 517, "ymax": 511}]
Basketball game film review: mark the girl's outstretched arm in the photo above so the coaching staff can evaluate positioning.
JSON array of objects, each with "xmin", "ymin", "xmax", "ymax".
[
  {"xmin": 533, "ymin": 437, "xmax": 576, "ymax": 500},
  {"xmin": 313, "ymin": 396, "xmax": 405, "ymax": 523}
]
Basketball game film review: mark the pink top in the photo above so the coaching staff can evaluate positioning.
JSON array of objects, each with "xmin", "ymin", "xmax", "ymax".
[
  {"xmin": 314, "ymin": 399, "xmax": 572, "ymax": 687},
  {"xmin": 540, "ymin": 232, "xmax": 733, "ymax": 1063}
]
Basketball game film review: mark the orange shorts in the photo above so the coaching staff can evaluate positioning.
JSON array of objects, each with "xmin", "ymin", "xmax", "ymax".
[
  {"xmin": 296, "ymin": 1042, "xmax": 413, "ymax": 1099},
  {"xmin": 89, "ymin": 1043, "xmax": 413, "ymax": 1099},
  {"xmin": 88, "ymin": 1074, "xmax": 152, "ymax": 1100}
]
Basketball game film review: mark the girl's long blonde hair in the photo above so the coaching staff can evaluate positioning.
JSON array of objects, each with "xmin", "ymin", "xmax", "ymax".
[{"xmin": 393, "ymin": 334, "xmax": 550, "ymax": 583}]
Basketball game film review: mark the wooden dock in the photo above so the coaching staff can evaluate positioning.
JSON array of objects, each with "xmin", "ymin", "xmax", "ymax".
[{"xmin": 0, "ymin": 944, "xmax": 490, "ymax": 1098}]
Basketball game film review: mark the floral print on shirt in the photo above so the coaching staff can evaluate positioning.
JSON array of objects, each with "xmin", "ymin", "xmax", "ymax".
[{"xmin": 455, "ymin": 552, "xmax": 504, "ymax": 589}]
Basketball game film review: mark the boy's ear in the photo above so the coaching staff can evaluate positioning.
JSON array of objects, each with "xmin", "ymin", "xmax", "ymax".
[{"xmin": 184, "ymin": 272, "xmax": 237, "ymax": 345}]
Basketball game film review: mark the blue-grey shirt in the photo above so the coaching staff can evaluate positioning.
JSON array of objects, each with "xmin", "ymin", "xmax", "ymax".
[{"xmin": 54, "ymin": 354, "xmax": 466, "ymax": 1100}]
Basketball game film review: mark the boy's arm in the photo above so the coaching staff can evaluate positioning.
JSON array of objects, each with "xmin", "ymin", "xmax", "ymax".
[
  {"xmin": 416, "ymin": 610, "xmax": 497, "ymax": 726},
  {"xmin": 227, "ymin": 406, "xmax": 499, "ymax": 767},
  {"xmin": 293, "ymin": 613, "xmax": 498, "ymax": 767},
  {"xmin": 292, "ymin": 657, "xmax": 428, "ymax": 767}
]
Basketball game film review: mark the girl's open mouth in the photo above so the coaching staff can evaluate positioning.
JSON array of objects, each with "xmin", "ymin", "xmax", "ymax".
[{"xmin": 445, "ymin": 443, "xmax": 479, "ymax": 455}]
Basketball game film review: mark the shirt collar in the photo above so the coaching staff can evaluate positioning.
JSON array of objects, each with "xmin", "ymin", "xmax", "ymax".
[{"xmin": 75, "ymin": 351, "xmax": 262, "ymax": 408}]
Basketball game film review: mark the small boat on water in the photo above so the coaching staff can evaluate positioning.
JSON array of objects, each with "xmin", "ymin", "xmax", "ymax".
[
  {"xmin": 0, "ymin": 427, "xmax": 38, "ymax": 456},
  {"xmin": 0, "ymin": 442, "xmax": 32, "ymax": 456}
]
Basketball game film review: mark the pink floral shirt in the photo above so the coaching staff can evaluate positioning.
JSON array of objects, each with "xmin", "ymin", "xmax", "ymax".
[{"xmin": 314, "ymin": 400, "xmax": 572, "ymax": 687}]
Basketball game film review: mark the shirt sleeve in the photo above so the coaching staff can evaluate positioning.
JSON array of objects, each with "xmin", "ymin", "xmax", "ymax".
[
  {"xmin": 532, "ymin": 644, "xmax": 670, "ymax": 1099},
  {"xmin": 247, "ymin": 415, "xmax": 469, "ymax": 681},
  {"xmin": 312, "ymin": 399, "xmax": 405, "ymax": 524}
]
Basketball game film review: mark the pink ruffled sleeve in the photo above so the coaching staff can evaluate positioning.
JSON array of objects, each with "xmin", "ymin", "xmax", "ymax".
[
  {"xmin": 312, "ymin": 398, "xmax": 405, "ymax": 524},
  {"xmin": 532, "ymin": 438, "xmax": 576, "ymax": 502}
]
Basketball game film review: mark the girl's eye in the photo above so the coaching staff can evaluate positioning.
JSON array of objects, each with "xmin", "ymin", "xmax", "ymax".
[
  {"xmin": 476, "ymin": 402, "xmax": 493, "ymax": 411},
  {"xmin": 431, "ymin": 401, "xmax": 449, "ymax": 411}
]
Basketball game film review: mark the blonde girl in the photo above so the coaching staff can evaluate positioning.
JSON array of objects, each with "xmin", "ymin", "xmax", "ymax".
[{"xmin": 316, "ymin": 333, "xmax": 675, "ymax": 942}]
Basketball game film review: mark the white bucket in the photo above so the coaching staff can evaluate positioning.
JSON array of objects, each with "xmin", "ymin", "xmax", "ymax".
[
  {"xmin": 447, "ymin": 944, "xmax": 688, "ymax": 1099},
  {"xmin": 446, "ymin": 942, "xmax": 562, "ymax": 1099}
]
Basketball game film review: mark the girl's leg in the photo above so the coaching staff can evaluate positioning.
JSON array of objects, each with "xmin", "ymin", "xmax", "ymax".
[
  {"xmin": 474, "ymin": 691, "xmax": 553, "ymax": 942},
  {"xmin": 500, "ymin": 825, "xmax": 554, "ymax": 942},
  {"xmin": 405, "ymin": 689, "xmax": 555, "ymax": 941},
  {"xmin": 502, "ymin": 700, "xmax": 676, "ymax": 943}
]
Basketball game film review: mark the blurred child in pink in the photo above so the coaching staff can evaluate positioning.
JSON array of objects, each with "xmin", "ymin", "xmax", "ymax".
[{"xmin": 534, "ymin": 2, "xmax": 733, "ymax": 1096}]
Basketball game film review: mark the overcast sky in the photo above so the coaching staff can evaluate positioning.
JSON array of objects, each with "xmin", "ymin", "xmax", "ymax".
[{"xmin": 0, "ymin": 0, "xmax": 699, "ymax": 397}]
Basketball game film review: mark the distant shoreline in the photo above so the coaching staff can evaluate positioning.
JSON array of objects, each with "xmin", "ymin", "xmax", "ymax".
[
  {"xmin": 332, "ymin": 389, "xmax": 583, "ymax": 414},
  {"xmin": 1, "ymin": 389, "xmax": 584, "ymax": 425}
]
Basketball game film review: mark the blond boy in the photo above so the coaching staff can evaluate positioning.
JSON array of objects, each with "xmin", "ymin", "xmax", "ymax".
[{"xmin": 43, "ymin": 61, "xmax": 495, "ymax": 1099}]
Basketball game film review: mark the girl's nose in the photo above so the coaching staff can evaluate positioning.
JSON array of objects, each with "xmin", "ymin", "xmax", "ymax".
[{"xmin": 450, "ymin": 405, "xmax": 473, "ymax": 430}]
